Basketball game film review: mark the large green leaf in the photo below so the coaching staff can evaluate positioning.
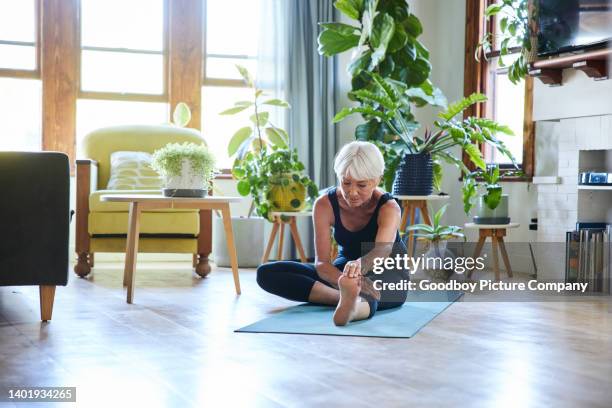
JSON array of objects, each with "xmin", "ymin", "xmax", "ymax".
[
  {"xmin": 172, "ymin": 102, "xmax": 191, "ymax": 127},
  {"xmin": 438, "ymin": 93, "xmax": 487, "ymax": 121},
  {"xmin": 349, "ymin": 89, "xmax": 396, "ymax": 110},
  {"xmin": 235, "ymin": 65, "xmax": 254, "ymax": 87},
  {"xmin": 237, "ymin": 179, "xmax": 251, "ymax": 196},
  {"xmin": 262, "ymin": 99, "xmax": 291, "ymax": 108},
  {"xmin": 250, "ymin": 112, "xmax": 269, "ymax": 127},
  {"xmin": 403, "ymin": 57, "xmax": 431, "ymax": 86},
  {"xmin": 432, "ymin": 159, "xmax": 443, "ymax": 191},
  {"xmin": 265, "ymin": 126, "xmax": 288, "ymax": 148},
  {"xmin": 227, "ymin": 127, "xmax": 252, "ymax": 157},
  {"xmin": 405, "ymin": 84, "xmax": 447, "ymax": 108},
  {"xmin": 403, "ymin": 14, "xmax": 423, "ymax": 37},
  {"xmin": 333, "ymin": 0, "xmax": 364, "ymax": 20},
  {"xmin": 347, "ymin": 50, "xmax": 372, "ymax": 77},
  {"xmin": 317, "ymin": 25, "xmax": 360, "ymax": 57},
  {"xmin": 464, "ymin": 143, "xmax": 486, "ymax": 170},
  {"xmin": 369, "ymin": 13, "xmax": 395, "ymax": 69},
  {"xmin": 219, "ymin": 105, "xmax": 251, "ymax": 115},
  {"xmin": 387, "ymin": 23, "xmax": 407, "ymax": 53},
  {"xmin": 485, "ymin": 3, "xmax": 503, "ymax": 16},
  {"xmin": 333, "ymin": 106, "xmax": 387, "ymax": 123},
  {"xmin": 484, "ymin": 185, "xmax": 502, "ymax": 210}
]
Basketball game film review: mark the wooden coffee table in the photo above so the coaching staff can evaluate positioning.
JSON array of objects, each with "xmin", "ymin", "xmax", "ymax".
[{"xmin": 101, "ymin": 194, "xmax": 242, "ymax": 303}]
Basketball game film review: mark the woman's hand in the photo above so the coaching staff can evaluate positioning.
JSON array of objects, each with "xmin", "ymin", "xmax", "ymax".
[{"xmin": 342, "ymin": 259, "xmax": 361, "ymax": 278}]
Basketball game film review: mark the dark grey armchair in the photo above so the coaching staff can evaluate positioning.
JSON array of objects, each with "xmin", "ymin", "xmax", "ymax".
[{"xmin": 0, "ymin": 152, "xmax": 70, "ymax": 321}]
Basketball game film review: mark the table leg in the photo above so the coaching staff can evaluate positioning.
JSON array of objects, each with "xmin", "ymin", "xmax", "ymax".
[
  {"xmin": 407, "ymin": 204, "xmax": 416, "ymax": 256},
  {"xmin": 467, "ymin": 235, "xmax": 487, "ymax": 279},
  {"xmin": 497, "ymin": 235, "xmax": 513, "ymax": 278},
  {"xmin": 125, "ymin": 202, "xmax": 141, "ymax": 304},
  {"xmin": 277, "ymin": 219, "xmax": 285, "ymax": 261},
  {"xmin": 221, "ymin": 204, "xmax": 241, "ymax": 295},
  {"xmin": 289, "ymin": 217, "xmax": 307, "ymax": 263},
  {"xmin": 420, "ymin": 202, "xmax": 432, "ymax": 225},
  {"xmin": 491, "ymin": 235, "xmax": 501, "ymax": 282},
  {"xmin": 262, "ymin": 219, "xmax": 280, "ymax": 264},
  {"xmin": 400, "ymin": 201, "xmax": 409, "ymax": 232}
]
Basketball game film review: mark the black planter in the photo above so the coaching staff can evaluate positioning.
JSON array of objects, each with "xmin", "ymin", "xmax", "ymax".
[{"xmin": 392, "ymin": 152, "xmax": 433, "ymax": 196}]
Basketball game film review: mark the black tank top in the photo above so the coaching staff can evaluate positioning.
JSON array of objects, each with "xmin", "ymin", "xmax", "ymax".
[{"xmin": 327, "ymin": 187, "xmax": 405, "ymax": 261}]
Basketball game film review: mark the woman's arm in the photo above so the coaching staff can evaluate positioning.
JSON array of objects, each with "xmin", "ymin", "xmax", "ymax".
[
  {"xmin": 358, "ymin": 200, "xmax": 402, "ymax": 274},
  {"xmin": 313, "ymin": 195, "xmax": 342, "ymax": 288}
]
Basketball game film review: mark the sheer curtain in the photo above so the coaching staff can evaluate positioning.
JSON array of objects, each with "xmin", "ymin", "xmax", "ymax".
[{"xmin": 257, "ymin": 0, "xmax": 338, "ymax": 261}]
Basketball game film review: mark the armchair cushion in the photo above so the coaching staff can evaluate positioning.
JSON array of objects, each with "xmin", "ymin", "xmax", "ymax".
[
  {"xmin": 89, "ymin": 211, "xmax": 199, "ymax": 236},
  {"xmin": 106, "ymin": 151, "xmax": 162, "ymax": 190}
]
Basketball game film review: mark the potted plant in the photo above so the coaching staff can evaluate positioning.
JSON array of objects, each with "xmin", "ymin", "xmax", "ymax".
[
  {"xmin": 462, "ymin": 164, "xmax": 522, "ymax": 224},
  {"xmin": 476, "ymin": 0, "xmax": 536, "ymax": 84},
  {"xmin": 333, "ymin": 72, "xmax": 518, "ymax": 195},
  {"xmin": 221, "ymin": 65, "xmax": 318, "ymax": 221},
  {"xmin": 211, "ymin": 66, "xmax": 318, "ymax": 267},
  {"xmin": 318, "ymin": 0, "xmax": 447, "ymax": 188},
  {"xmin": 405, "ymin": 204, "xmax": 465, "ymax": 282},
  {"xmin": 151, "ymin": 142, "xmax": 216, "ymax": 197}
]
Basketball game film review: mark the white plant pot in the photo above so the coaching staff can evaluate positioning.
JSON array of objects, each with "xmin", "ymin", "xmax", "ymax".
[
  {"xmin": 212, "ymin": 216, "xmax": 265, "ymax": 268},
  {"xmin": 164, "ymin": 158, "xmax": 205, "ymax": 190}
]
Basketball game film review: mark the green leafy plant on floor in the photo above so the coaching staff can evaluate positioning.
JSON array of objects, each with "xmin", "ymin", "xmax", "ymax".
[
  {"xmin": 221, "ymin": 65, "xmax": 318, "ymax": 220},
  {"xmin": 334, "ymin": 72, "xmax": 518, "ymax": 191},
  {"xmin": 405, "ymin": 204, "xmax": 465, "ymax": 242},
  {"xmin": 318, "ymin": 0, "xmax": 447, "ymax": 181},
  {"xmin": 151, "ymin": 142, "xmax": 217, "ymax": 188},
  {"xmin": 476, "ymin": 0, "xmax": 535, "ymax": 84},
  {"xmin": 462, "ymin": 164, "xmax": 523, "ymax": 214}
]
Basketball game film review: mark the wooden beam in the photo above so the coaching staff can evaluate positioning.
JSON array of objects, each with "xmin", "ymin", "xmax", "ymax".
[
  {"xmin": 529, "ymin": 68, "xmax": 562, "ymax": 86},
  {"xmin": 572, "ymin": 60, "xmax": 609, "ymax": 80},
  {"xmin": 168, "ymin": 0, "xmax": 203, "ymax": 130},
  {"xmin": 41, "ymin": 0, "xmax": 79, "ymax": 174}
]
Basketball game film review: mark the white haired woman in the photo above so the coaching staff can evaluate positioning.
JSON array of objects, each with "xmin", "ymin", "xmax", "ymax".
[{"xmin": 256, "ymin": 141, "xmax": 409, "ymax": 326}]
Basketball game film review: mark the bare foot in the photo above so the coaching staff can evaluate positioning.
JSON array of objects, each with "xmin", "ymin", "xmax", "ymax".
[{"xmin": 333, "ymin": 275, "xmax": 361, "ymax": 326}]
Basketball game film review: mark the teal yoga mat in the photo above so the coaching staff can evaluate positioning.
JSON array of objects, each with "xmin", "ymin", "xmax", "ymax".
[{"xmin": 236, "ymin": 291, "xmax": 463, "ymax": 338}]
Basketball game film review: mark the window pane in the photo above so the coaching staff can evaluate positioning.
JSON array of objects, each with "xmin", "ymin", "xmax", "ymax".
[
  {"xmin": 206, "ymin": 57, "xmax": 257, "ymax": 81},
  {"xmin": 0, "ymin": 77, "xmax": 42, "ymax": 151},
  {"xmin": 0, "ymin": 0, "xmax": 36, "ymax": 42},
  {"xmin": 76, "ymin": 100, "xmax": 168, "ymax": 157},
  {"xmin": 489, "ymin": 67, "xmax": 525, "ymax": 165},
  {"xmin": 206, "ymin": 0, "xmax": 260, "ymax": 56},
  {"xmin": 0, "ymin": 44, "xmax": 35, "ymax": 70},
  {"xmin": 81, "ymin": 50, "xmax": 164, "ymax": 94},
  {"xmin": 81, "ymin": 0, "xmax": 164, "ymax": 51},
  {"xmin": 202, "ymin": 86, "xmax": 255, "ymax": 169}
]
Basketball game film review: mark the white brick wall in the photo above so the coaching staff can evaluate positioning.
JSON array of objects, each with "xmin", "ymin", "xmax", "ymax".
[{"xmin": 537, "ymin": 114, "xmax": 612, "ymax": 244}]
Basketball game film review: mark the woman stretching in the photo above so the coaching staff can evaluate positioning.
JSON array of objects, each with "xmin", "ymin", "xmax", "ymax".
[{"xmin": 256, "ymin": 141, "xmax": 410, "ymax": 326}]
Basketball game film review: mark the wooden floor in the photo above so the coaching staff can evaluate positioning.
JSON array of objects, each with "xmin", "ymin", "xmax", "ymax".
[{"xmin": 1, "ymin": 262, "xmax": 611, "ymax": 407}]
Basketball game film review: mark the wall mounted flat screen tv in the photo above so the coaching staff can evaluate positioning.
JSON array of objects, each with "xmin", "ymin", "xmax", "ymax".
[{"xmin": 538, "ymin": 0, "xmax": 612, "ymax": 56}]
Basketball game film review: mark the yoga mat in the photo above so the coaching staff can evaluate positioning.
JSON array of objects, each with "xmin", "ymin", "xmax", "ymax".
[{"xmin": 236, "ymin": 290, "xmax": 463, "ymax": 338}]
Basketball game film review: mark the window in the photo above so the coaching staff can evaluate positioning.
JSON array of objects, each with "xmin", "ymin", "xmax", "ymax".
[
  {"xmin": 0, "ymin": 0, "xmax": 41, "ymax": 151},
  {"xmin": 203, "ymin": 0, "xmax": 261, "ymax": 169},
  {"xmin": 0, "ymin": 0, "xmax": 38, "ymax": 72},
  {"xmin": 79, "ymin": 0, "xmax": 166, "ymax": 98},
  {"xmin": 464, "ymin": 0, "xmax": 534, "ymax": 178},
  {"xmin": 77, "ymin": 0, "xmax": 168, "ymax": 153}
]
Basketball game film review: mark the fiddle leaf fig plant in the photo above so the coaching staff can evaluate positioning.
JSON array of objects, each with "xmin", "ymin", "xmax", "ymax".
[
  {"xmin": 221, "ymin": 65, "xmax": 318, "ymax": 220},
  {"xmin": 318, "ymin": 0, "xmax": 446, "ymax": 146}
]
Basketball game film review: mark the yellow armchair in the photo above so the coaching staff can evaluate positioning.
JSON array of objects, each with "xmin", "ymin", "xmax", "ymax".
[{"xmin": 74, "ymin": 125, "xmax": 212, "ymax": 277}]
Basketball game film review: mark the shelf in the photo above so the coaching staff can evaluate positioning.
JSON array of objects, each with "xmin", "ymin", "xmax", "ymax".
[
  {"xmin": 529, "ymin": 47, "xmax": 611, "ymax": 86},
  {"xmin": 577, "ymin": 185, "xmax": 612, "ymax": 191}
]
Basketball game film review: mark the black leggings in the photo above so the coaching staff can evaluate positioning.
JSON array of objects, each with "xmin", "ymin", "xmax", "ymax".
[{"xmin": 256, "ymin": 258, "xmax": 409, "ymax": 319}]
